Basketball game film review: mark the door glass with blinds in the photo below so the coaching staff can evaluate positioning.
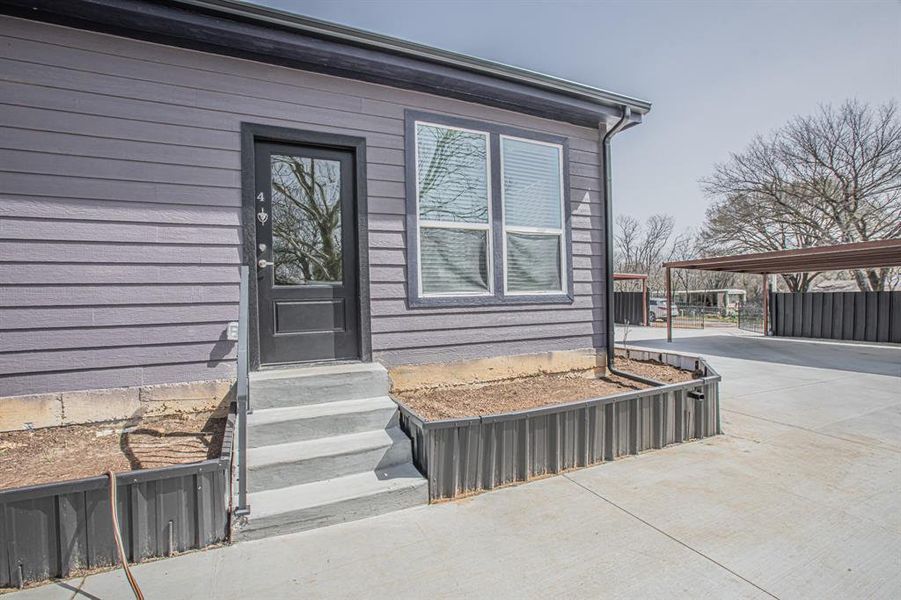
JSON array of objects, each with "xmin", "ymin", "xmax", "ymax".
[
  {"xmin": 501, "ymin": 136, "xmax": 565, "ymax": 293},
  {"xmin": 415, "ymin": 122, "xmax": 491, "ymax": 295}
]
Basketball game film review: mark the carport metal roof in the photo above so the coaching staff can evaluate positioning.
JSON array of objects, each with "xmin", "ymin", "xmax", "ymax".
[
  {"xmin": 663, "ymin": 239, "xmax": 901, "ymax": 274},
  {"xmin": 661, "ymin": 239, "xmax": 901, "ymax": 342}
]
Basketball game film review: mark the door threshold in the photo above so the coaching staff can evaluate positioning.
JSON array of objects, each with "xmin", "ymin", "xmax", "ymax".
[{"xmin": 256, "ymin": 358, "xmax": 366, "ymax": 372}]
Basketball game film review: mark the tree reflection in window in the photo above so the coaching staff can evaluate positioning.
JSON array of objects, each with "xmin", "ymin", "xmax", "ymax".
[
  {"xmin": 270, "ymin": 155, "xmax": 343, "ymax": 285},
  {"xmin": 417, "ymin": 124, "xmax": 488, "ymax": 223}
]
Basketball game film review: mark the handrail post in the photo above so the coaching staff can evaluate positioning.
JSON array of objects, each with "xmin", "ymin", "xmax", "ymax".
[{"xmin": 234, "ymin": 265, "xmax": 251, "ymax": 517}]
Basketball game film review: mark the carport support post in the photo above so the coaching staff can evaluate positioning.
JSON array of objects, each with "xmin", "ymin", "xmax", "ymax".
[
  {"xmin": 665, "ymin": 266, "xmax": 673, "ymax": 342},
  {"xmin": 642, "ymin": 277, "xmax": 648, "ymax": 326},
  {"xmin": 762, "ymin": 273, "xmax": 769, "ymax": 336}
]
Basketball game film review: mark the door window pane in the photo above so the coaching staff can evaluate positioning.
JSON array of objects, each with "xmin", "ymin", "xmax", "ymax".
[
  {"xmin": 506, "ymin": 233, "xmax": 561, "ymax": 292},
  {"xmin": 416, "ymin": 123, "xmax": 489, "ymax": 223},
  {"xmin": 270, "ymin": 155, "xmax": 343, "ymax": 285},
  {"xmin": 502, "ymin": 138, "xmax": 562, "ymax": 229},
  {"xmin": 420, "ymin": 228, "xmax": 489, "ymax": 294}
]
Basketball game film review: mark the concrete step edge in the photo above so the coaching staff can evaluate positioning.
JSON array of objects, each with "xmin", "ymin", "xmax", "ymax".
[
  {"xmin": 250, "ymin": 362, "xmax": 387, "ymax": 382},
  {"xmin": 247, "ymin": 396, "xmax": 397, "ymax": 426},
  {"xmin": 246, "ymin": 463, "xmax": 426, "ymax": 521},
  {"xmin": 247, "ymin": 427, "xmax": 407, "ymax": 468}
]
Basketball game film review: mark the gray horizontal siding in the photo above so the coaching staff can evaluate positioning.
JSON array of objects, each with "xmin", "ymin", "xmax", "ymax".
[
  {"xmin": 1, "ymin": 362, "xmax": 235, "ymax": 400},
  {"xmin": 0, "ymin": 15, "xmax": 607, "ymax": 395},
  {"xmin": 1, "ymin": 304, "xmax": 238, "ymax": 330},
  {"xmin": 1, "ymin": 218, "xmax": 241, "ymax": 245},
  {"xmin": 0, "ymin": 197, "xmax": 242, "ymax": 225}
]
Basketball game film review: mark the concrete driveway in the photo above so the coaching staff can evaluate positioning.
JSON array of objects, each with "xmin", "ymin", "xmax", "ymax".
[{"xmin": 10, "ymin": 329, "xmax": 901, "ymax": 599}]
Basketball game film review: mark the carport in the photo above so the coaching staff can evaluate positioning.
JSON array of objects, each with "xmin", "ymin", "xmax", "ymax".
[{"xmin": 662, "ymin": 239, "xmax": 901, "ymax": 342}]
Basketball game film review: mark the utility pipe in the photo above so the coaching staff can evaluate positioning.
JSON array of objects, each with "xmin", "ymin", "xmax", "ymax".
[{"xmin": 600, "ymin": 106, "xmax": 659, "ymax": 385}]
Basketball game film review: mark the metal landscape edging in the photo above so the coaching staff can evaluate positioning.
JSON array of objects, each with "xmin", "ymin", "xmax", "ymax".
[
  {"xmin": 397, "ymin": 349, "xmax": 720, "ymax": 501},
  {"xmin": 0, "ymin": 410, "xmax": 235, "ymax": 589}
]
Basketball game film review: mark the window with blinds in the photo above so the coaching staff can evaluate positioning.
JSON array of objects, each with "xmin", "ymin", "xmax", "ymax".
[
  {"xmin": 410, "ymin": 115, "xmax": 569, "ymax": 303},
  {"xmin": 415, "ymin": 122, "xmax": 492, "ymax": 296},
  {"xmin": 500, "ymin": 136, "xmax": 565, "ymax": 293}
]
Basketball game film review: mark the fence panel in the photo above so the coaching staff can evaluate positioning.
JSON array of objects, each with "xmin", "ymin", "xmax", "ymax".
[
  {"xmin": 771, "ymin": 291, "xmax": 900, "ymax": 343},
  {"xmin": 737, "ymin": 303, "xmax": 764, "ymax": 334},
  {"xmin": 613, "ymin": 291, "xmax": 645, "ymax": 325}
]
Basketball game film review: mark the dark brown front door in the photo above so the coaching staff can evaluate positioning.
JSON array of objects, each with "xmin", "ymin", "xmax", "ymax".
[{"xmin": 253, "ymin": 142, "xmax": 360, "ymax": 364}]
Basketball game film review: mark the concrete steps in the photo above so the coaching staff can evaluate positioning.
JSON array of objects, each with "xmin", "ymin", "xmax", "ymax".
[
  {"xmin": 250, "ymin": 362, "xmax": 392, "ymax": 409},
  {"xmin": 236, "ymin": 362, "xmax": 427, "ymax": 540},
  {"xmin": 247, "ymin": 396, "xmax": 398, "ymax": 448},
  {"xmin": 238, "ymin": 464, "xmax": 427, "ymax": 541},
  {"xmin": 246, "ymin": 427, "xmax": 412, "ymax": 491}
]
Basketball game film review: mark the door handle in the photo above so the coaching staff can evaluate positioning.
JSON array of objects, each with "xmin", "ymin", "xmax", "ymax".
[{"xmin": 258, "ymin": 259, "xmax": 274, "ymax": 268}]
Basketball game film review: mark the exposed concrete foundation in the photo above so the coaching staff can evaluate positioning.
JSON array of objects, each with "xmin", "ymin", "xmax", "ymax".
[
  {"xmin": 0, "ymin": 379, "xmax": 234, "ymax": 432},
  {"xmin": 387, "ymin": 348, "xmax": 607, "ymax": 392}
]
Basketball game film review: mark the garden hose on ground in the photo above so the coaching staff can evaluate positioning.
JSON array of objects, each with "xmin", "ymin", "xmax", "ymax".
[{"xmin": 107, "ymin": 471, "xmax": 145, "ymax": 600}]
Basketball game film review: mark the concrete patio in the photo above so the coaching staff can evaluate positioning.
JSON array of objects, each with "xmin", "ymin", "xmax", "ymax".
[{"xmin": 9, "ymin": 328, "xmax": 901, "ymax": 599}]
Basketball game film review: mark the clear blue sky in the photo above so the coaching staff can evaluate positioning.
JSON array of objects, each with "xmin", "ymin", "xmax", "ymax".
[{"xmin": 253, "ymin": 0, "xmax": 900, "ymax": 231}]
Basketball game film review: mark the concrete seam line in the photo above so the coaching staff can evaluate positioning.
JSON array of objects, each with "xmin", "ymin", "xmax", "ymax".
[
  {"xmin": 721, "ymin": 408, "xmax": 901, "ymax": 455},
  {"xmin": 724, "ymin": 375, "xmax": 854, "ymax": 400},
  {"xmin": 562, "ymin": 474, "xmax": 781, "ymax": 600}
]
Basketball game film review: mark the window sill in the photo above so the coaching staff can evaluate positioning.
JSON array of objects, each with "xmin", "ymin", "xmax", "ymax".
[{"xmin": 408, "ymin": 292, "xmax": 574, "ymax": 309}]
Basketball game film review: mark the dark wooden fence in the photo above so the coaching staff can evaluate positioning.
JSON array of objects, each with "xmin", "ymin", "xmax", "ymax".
[
  {"xmin": 614, "ymin": 291, "xmax": 645, "ymax": 325},
  {"xmin": 771, "ymin": 291, "xmax": 901, "ymax": 343}
]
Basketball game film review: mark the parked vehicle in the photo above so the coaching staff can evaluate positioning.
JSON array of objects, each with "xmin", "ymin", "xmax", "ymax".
[{"xmin": 648, "ymin": 298, "xmax": 679, "ymax": 321}]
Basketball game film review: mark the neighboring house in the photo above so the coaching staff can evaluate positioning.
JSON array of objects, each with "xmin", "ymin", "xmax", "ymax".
[
  {"xmin": 671, "ymin": 288, "xmax": 747, "ymax": 311},
  {"xmin": 809, "ymin": 277, "xmax": 901, "ymax": 293},
  {"xmin": 0, "ymin": 0, "xmax": 650, "ymax": 534}
]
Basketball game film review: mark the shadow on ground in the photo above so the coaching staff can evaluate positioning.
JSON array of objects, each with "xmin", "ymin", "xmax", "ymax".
[{"xmin": 629, "ymin": 334, "xmax": 901, "ymax": 378}]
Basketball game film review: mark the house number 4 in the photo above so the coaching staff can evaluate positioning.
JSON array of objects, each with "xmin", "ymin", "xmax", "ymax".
[{"xmin": 257, "ymin": 192, "xmax": 265, "ymax": 202}]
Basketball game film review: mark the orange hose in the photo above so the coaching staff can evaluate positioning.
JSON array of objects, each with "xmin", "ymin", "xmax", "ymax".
[{"xmin": 107, "ymin": 471, "xmax": 145, "ymax": 600}]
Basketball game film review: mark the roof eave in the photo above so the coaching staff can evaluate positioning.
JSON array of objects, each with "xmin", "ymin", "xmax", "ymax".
[
  {"xmin": 0, "ymin": 0, "xmax": 649, "ymax": 128},
  {"xmin": 182, "ymin": 0, "xmax": 652, "ymax": 117}
]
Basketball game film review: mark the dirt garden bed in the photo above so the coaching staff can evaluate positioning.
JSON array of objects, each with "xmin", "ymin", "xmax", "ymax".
[
  {"xmin": 1, "ymin": 410, "xmax": 234, "ymax": 588},
  {"xmin": 395, "ymin": 356, "xmax": 696, "ymax": 421},
  {"xmin": 0, "ymin": 411, "xmax": 227, "ymax": 490},
  {"xmin": 397, "ymin": 348, "xmax": 720, "ymax": 501}
]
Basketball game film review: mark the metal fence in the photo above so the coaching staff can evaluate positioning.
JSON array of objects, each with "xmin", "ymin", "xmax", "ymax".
[
  {"xmin": 648, "ymin": 304, "xmax": 737, "ymax": 329},
  {"xmin": 737, "ymin": 303, "xmax": 765, "ymax": 334},
  {"xmin": 771, "ymin": 291, "xmax": 901, "ymax": 343},
  {"xmin": 613, "ymin": 291, "xmax": 645, "ymax": 325}
]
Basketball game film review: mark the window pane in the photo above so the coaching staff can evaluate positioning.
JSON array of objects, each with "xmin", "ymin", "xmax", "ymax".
[
  {"xmin": 417, "ymin": 123, "xmax": 489, "ymax": 224},
  {"xmin": 271, "ymin": 155, "xmax": 343, "ymax": 285},
  {"xmin": 420, "ymin": 228, "xmax": 489, "ymax": 294},
  {"xmin": 502, "ymin": 138, "xmax": 562, "ymax": 229},
  {"xmin": 507, "ymin": 233, "xmax": 561, "ymax": 292}
]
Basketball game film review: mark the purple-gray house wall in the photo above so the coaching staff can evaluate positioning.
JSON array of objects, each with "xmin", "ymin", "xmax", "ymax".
[{"xmin": 0, "ymin": 15, "xmax": 608, "ymax": 398}]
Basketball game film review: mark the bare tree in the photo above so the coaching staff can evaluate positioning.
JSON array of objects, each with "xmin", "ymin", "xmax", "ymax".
[
  {"xmin": 701, "ymin": 191, "xmax": 823, "ymax": 291},
  {"xmin": 702, "ymin": 100, "xmax": 901, "ymax": 291},
  {"xmin": 614, "ymin": 213, "xmax": 674, "ymax": 290},
  {"xmin": 666, "ymin": 228, "xmax": 737, "ymax": 297}
]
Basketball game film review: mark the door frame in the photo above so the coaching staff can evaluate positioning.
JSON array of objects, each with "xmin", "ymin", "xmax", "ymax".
[{"xmin": 241, "ymin": 123, "xmax": 372, "ymax": 370}]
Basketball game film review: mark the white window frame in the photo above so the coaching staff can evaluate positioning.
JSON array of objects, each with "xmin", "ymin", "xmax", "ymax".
[
  {"xmin": 499, "ymin": 134, "xmax": 567, "ymax": 296},
  {"xmin": 414, "ymin": 120, "xmax": 493, "ymax": 298}
]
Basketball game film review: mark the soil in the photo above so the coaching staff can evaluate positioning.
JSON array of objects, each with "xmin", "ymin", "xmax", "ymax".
[
  {"xmin": 396, "ymin": 357, "xmax": 697, "ymax": 421},
  {"xmin": 616, "ymin": 355, "xmax": 700, "ymax": 384},
  {"xmin": 0, "ymin": 411, "xmax": 226, "ymax": 490}
]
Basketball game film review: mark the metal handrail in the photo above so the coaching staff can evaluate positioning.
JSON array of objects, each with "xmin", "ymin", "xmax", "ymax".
[{"xmin": 234, "ymin": 265, "xmax": 251, "ymax": 517}]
